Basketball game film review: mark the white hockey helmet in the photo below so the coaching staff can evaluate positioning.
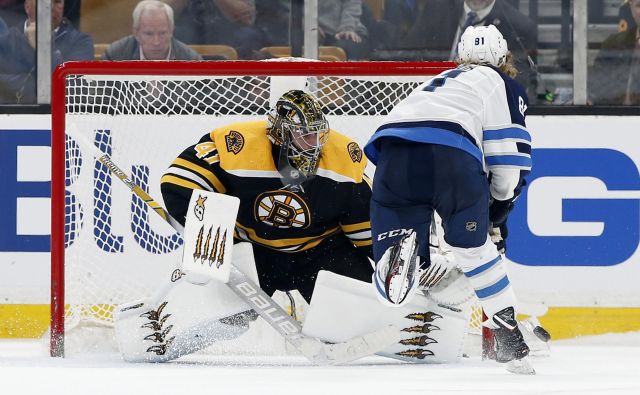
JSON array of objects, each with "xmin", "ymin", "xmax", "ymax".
[{"xmin": 457, "ymin": 25, "xmax": 508, "ymax": 67}]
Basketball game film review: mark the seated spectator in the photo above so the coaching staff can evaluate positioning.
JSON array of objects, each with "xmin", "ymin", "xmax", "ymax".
[
  {"xmin": 377, "ymin": 0, "xmax": 537, "ymax": 101},
  {"xmin": 166, "ymin": 0, "xmax": 262, "ymax": 59},
  {"xmin": 104, "ymin": 0, "xmax": 201, "ymax": 61},
  {"xmin": 254, "ymin": 0, "xmax": 290, "ymax": 47},
  {"xmin": 0, "ymin": 0, "xmax": 23, "ymax": 28},
  {"xmin": 319, "ymin": 0, "xmax": 370, "ymax": 60},
  {"xmin": 590, "ymin": 0, "xmax": 640, "ymax": 105},
  {"xmin": 0, "ymin": 0, "xmax": 93, "ymax": 104},
  {"xmin": 253, "ymin": 0, "xmax": 371, "ymax": 60}
]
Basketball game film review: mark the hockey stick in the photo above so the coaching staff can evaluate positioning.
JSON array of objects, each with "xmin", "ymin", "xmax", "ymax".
[{"xmin": 72, "ymin": 130, "xmax": 399, "ymax": 365}]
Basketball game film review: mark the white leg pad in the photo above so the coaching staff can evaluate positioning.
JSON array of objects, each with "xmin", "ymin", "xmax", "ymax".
[
  {"xmin": 303, "ymin": 271, "xmax": 470, "ymax": 363},
  {"xmin": 115, "ymin": 243, "xmax": 261, "ymax": 362}
]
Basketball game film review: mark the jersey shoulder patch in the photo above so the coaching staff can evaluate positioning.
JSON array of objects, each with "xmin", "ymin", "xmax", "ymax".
[
  {"xmin": 210, "ymin": 120, "xmax": 276, "ymax": 171},
  {"xmin": 318, "ymin": 130, "xmax": 367, "ymax": 183}
]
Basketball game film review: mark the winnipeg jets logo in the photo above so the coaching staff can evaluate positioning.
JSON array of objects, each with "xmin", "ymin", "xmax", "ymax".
[{"xmin": 518, "ymin": 96, "xmax": 527, "ymax": 116}]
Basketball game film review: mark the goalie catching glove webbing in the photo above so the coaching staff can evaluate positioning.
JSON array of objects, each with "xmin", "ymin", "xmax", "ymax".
[{"xmin": 373, "ymin": 230, "xmax": 421, "ymax": 307}]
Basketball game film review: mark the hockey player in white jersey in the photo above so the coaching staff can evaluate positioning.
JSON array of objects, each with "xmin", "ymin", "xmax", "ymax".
[{"xmin": 364, "ymin": 25, "xmax": 532, "ymax": 363}]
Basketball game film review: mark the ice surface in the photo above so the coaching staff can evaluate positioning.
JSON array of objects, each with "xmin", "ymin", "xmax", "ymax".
[{"xmin": 1, "ymin": 332, "xmax": 639, "ymax": 395}]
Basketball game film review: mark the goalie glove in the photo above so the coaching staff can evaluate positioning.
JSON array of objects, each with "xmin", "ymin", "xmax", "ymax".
[{"xmin": 373, "ymin": 230, "xmax": 420, "ymax": 307}]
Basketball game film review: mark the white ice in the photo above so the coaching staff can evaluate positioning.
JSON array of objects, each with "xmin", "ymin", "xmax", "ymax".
[{"xmin": 1, "ymin": 332, "xmax": 639, "ymax": 395}]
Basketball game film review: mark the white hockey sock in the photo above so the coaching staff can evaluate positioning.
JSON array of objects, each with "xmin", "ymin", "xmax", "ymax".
[{"xmin": 449, "ymin": 236, "xmax": 517, "ymax": 326}]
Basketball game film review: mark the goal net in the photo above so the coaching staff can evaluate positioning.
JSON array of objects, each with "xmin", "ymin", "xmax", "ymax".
[{"xmin": 51, "ymin": 59, "xmax": 488, "ymax": 359}]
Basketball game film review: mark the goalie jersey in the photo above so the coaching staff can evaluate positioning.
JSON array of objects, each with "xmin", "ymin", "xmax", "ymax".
[
  {"xmin": 364, "ymin": 64, "xmax": 532, "ymax": 201},
  {"xmin": 161, "ymin": 120, "xmax": 373, "ymax": 257}
]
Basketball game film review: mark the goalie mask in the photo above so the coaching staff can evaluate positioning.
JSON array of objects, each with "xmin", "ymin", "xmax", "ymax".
[
  {"xmin": 457, "ymin": 24, "xmax": 508, "ymax": 67},
  {"xmin": 267, "ymin": 90, "xmax": 329, "ymax": 187}
]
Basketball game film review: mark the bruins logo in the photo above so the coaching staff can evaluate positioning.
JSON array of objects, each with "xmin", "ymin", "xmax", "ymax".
[
  {"xmin": 347, "ymin": 142, "xmax": 362, "ymax": 163},
  {"xmin": 225, "ymin": 130, "xmax": 244, "ymax": 154},
  {"xmin": 254, "ymin": 190, "xmax": 310, "ymax": 229}
]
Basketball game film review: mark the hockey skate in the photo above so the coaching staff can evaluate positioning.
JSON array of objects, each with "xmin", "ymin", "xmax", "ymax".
[{"xmin": 492, "ymin": 307, "xmax": 530, "ymax": 363}]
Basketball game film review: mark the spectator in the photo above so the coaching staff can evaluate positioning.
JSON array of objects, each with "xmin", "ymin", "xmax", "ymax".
[
  {"xmin": 0, "ymin": 0, "xmax": 93, "ymax": 104},
  {"xmin": 318, "ymin": 0, "xmax": 370, "ymax": 60},
  {"xmin": 590, "ymin": 0, "xmax": 640, "ymax": 105},
  {"xmin": 377, "ymin": 0, "xmax": 537, "ymax": 101},
  {"xmin": 380, "ymin": 0, "xmax": 458, "ymax": 53},
  {"xmin": 0, "ymin": 0, "xmax": 22, "ymax": 28},
  {"xmin": 0, "ymin": 15, "xmax": 7, "ymax": 34},
  {"xmin": 166, "ymin": 0, "xmax": 262, "ymax": 59},
  {"xmin": 104, "ymin": 0, "xmax": 201, "ymax": 61},
  {"xmin": 254, "ymin": 0, "xmax": 290, "ymax": 47}
]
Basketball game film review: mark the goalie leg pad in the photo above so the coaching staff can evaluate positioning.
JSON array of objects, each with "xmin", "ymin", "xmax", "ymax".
[
  {"xmin": 304, "ymin": 270, "xmax": 470, "ymax": 363},
  {"xmin": 115, "ymin": 298, "xmax": 251, "ymax": 362},
  {"xmin": 115, "ymin": 274, "xmax": 255, "ymax": 363}
]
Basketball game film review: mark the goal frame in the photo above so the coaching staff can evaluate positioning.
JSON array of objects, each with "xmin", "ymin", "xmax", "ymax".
[{"xmin": 50, "ymin": 60, "xmax": 455, "ymax": 358}]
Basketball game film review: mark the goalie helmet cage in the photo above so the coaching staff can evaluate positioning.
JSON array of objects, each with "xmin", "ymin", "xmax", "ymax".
[{"xmin": 50, "ymin": 59, "xmax": 490, "ymax": 358}]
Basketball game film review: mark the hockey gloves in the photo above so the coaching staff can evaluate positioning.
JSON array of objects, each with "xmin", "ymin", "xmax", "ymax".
[
  {"xmin": 490, "ymin": 223, "xmax": 508, "ymax": 254},
  {"xmin": 489, "ymin": 197, "xmax": 514, "ymax": 226}
]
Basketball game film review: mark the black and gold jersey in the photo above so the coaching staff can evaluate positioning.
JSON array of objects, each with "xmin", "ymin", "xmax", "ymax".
[{"xmin": 160, "ymin": 120, "xmax": 372, "ymax": 257}]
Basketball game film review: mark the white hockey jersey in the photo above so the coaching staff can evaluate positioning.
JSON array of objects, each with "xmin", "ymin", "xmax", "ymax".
[{"xmin": 364, "ymin": 64, "xmax": 532, "ymax": 201}]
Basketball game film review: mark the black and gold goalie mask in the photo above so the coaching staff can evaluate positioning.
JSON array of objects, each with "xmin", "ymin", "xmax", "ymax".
[{"xmin": 267, "ymin": 90, "xmax": 329, "ymax": 179}]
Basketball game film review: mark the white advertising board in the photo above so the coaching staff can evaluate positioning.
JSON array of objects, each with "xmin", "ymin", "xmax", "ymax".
[{"xmin": 1, "ymin": 114, "xmax": 639, "ymax": 307}]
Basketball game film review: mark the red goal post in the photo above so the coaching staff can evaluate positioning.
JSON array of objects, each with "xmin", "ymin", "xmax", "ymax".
[{"xmin": 50, "ymin": 60, "xmax": 468, "ymax": 358}]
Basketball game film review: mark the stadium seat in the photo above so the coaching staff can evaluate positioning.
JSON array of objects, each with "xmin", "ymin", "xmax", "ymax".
[
  {"xmin": 94, "ymin": 43, "xmax": 109, "ymax": 60},
  {"xmin": 80, "ymin": 0, "xmax": 136, "ymax": 44},
  {"xmin": 190, "ymin": 45, "xmax": 238, "ymax": 60},
  {"xmin": 363, "ymin": 0, "xmax": 384, "ymax": 20}
]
